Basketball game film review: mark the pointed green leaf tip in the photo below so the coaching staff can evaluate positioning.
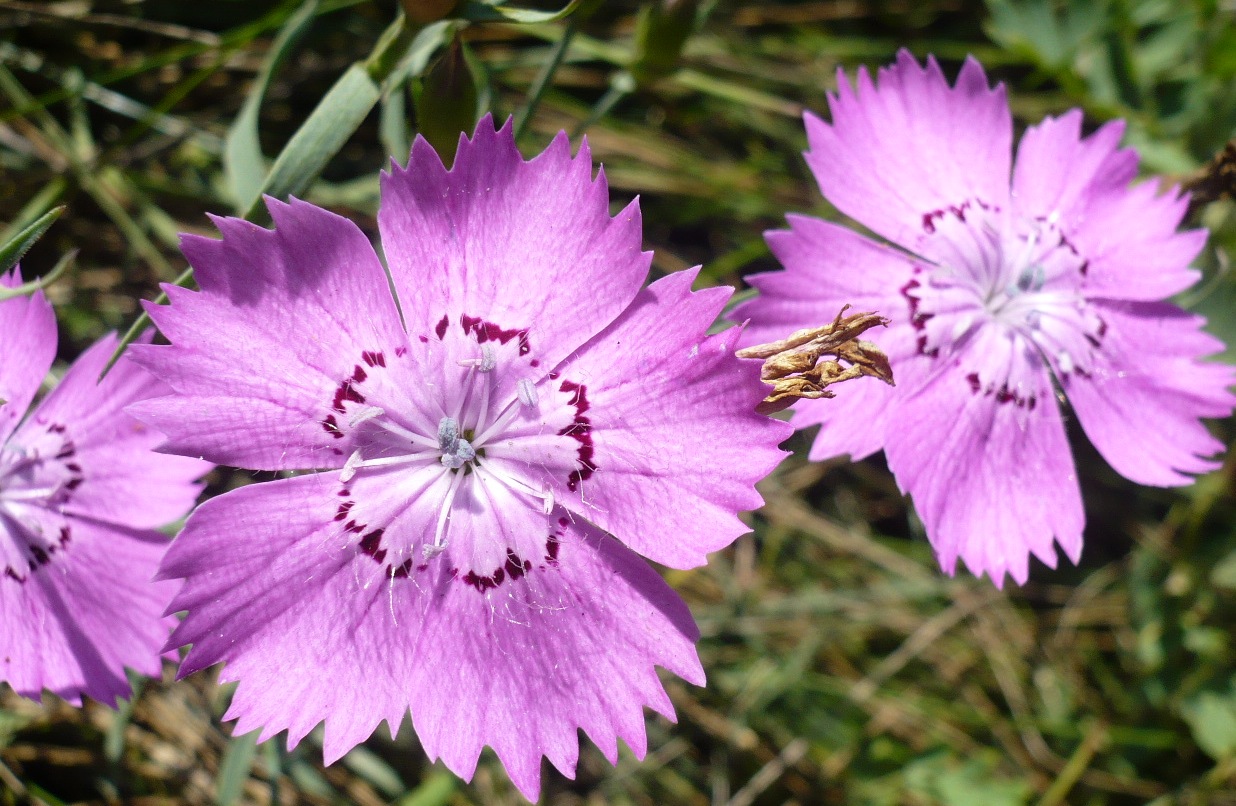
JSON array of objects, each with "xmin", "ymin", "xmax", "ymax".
[
  {"xmin": 0, "ymin": 205, "xmax": 65, "ymax": 274},
  {"xmin": 0, "ymin": 249, "xmax": 75, "ymax": 302},
  {"xmin": 457, "ymin": 0, "xmax": 581, "ymax": 24}
]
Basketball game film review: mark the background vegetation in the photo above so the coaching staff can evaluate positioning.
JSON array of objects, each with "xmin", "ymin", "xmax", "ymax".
[{"xmin": 2, "ymin": 0, "xmax": 1236, "ymax": 803}]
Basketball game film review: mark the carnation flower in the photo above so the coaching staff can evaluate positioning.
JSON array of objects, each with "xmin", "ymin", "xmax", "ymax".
[
  {"xmin": 734, "ymin": 51, "xmax": 1235, "ymax": 586},
  {"xmin": 0, "ymin": 271, "xmax": 208, "ymax": 705},
  {"xmin": 130, "ymin": 117, "xmax": 789, "ymax": 799}
]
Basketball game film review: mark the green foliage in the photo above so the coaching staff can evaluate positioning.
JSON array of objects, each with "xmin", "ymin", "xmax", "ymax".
[{"xmin": 1, "ymin": 1, "xmax": 1235, "ymax": 804}]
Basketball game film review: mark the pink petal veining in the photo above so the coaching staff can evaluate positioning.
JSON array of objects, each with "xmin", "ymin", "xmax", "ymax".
[
  {"xmin": 135, "ymin": 116, "xmax": 790, "ymax": 799},
  {"xmin": 734, "ymin": 50, "xmax": 1235, "ymax": 586}
]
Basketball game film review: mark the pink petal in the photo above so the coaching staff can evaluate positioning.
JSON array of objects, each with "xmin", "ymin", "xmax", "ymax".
[
  {"xmin": 731, "ymin": 216, "xmax": 918, "ymax": 460},
  {"xmin": 736, "ymin": 215, "xmax": 916, "ymax": 344},
  {"xmin": 0, "ymin": 514, "xmax": 175, "ymax": 706},
  {"xmin": 379, "ymin": 116, "xmax": 650, "ymax": 406},
  {"xmin": 18, "ymin": 333, "xmax": 209, "ymax": 529},
  {"xmin": 804, "ymin": 51, "xmax": 1011, "ymax": 253},
  {"xmin": 129, "ymin": 198, "xmax": 414, "ymax": 470},
  {"xmin": 492, "ymin": 270, "xmax": 791, "ymax": 569},
  {"xmin": 161, "ymin": 473, "xmax": 703, "ymax": 802},
  {"xmin": 1064, "ymin": 300, "xmax": 1236, "ymax": 486},
  {"xmin": 1011, "ymin": 112, "xmax": 1203, "ymax": 299},
  {"xmin": 885, "ymin": 343, "xmax": 1084, "ymax": 587},
  {"xmin": 0, "ymin": 271, "xmax": 56, "ymax": 444}
]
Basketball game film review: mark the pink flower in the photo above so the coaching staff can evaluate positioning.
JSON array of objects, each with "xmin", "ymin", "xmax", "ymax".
[
  {"xmin": 735, "ymin": 51, "xmax": 1235, "ymax": 586},
  {"xmin": 130, "ymin": 117, "xmax": 789, "ymax": 799},
  {"xmin": 0, "ymin": 271, "xmax": 208, "ymax": 705}
]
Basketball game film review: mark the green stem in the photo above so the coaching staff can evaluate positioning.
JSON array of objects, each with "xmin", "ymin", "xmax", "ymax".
[
  {"xmin": 513, "ymin": 17, "xmax": 578, "ymax": 142},
  {"xmin": 572, "ymin": 71, "xmax": 634, "ymax": 139}
]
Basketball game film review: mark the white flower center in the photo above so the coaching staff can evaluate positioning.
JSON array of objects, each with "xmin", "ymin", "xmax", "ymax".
[
  {"xmin": 321, "ymin": 314, "xmax": 588, "ymax": 592},
  {"xmin": 903, "ymin": 202, "xmax": 1105, "ymax": 396}
]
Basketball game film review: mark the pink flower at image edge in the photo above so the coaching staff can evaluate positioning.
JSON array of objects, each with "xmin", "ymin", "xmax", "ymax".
[
  {"xmin": 734, "ymin": 50, "xmax": 1235, "ymax": 586},
  {"xmin": 0, "ymin": 271, "xmax": 209, "ymax": 706},
  {"xmin": 129, "ymin": 117, "xmax": 791, "ymax": 800}
]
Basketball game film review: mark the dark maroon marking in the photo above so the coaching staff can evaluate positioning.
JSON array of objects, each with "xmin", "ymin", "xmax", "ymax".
[
  {"xmin": 900, "ymin": 274, "xmax": 939, "ymax": 358},
  {"xmin": 530, "ymin": 359, "xmax": 540, "ymax": 368},
  {"xmin": 503, "ymin": 549, "xmax": 530, "ymax": 582},
  {"xmin": 1078, "ymin": 260, "xmax": 1090, "ymax": 276},
  {"xmin": 338, "ymin": 488, "xmax": 351, "ymax": 497},
  {"xmin": 966, "ymin": 373, "xmax": 981, "ymax": 393},
  {"xmin": 1081, "ymin": 317, "xmax": 1108, "ymax": 350},
  {"xmin": 322, "ymin": 414, "xmax": 344, "ymax": 438},
  {"xmin": 546, "ymin": 536, "xmax": 561, "ymax": 565},
  {"xmin": 458, "ymin": 549, "xmax": 539, "ymax": 592},
  {"xmin": 3, "ymin": 522, "xmax": 73, "ymax": 584},
  {"xmin": 65, "ymin": 463, "xmax": 82, "ymax": 474},
  {"xmin": 48, "ymin": 424, "xmax": 66, "ymax": 434},
  {"xmin": 64, "ymin": 478, "xmax": 82, "ymax": 491},
  {"xmin": 343, "ymin": 519, "xmax": 365, "ymax": 534},
  {"xmin": 55, "ymin": 443, "xmax": 75, "ymax": 460},
  {"xmin": 548, "ymin": 371, "xmax": 559, "ymax": 380},
  {"xmin": 334, "ymin": 501, "xmax": 353, "ymax": 521},
  {"xmin": 418, "ymin": 335, "xmax": 429, "ymax": 343},
  {"xmin": 331, "ymin": 380, "xmax": 366, "ymax": 413},
  {"xmin": 362, "ymin": 351, "xmax": 386, "ymax": 368},
  {"xmin": 559, "ymin": 380, "xmax": 597, "ymax": 491},
  {"xmin": 460, "ymin": 315, "xmax": 532, "ymax": 356},
  {"xmin": 389, "ymin": 559, "xmax": 413, "ymax": 579},
  {"xmin": 359, "ymin": 529, "xmax": 386, "ymax": 563},
  {"xmin": 416, "ymin": 563, "xmax": 429, "ymax": 572},
  {"xmin": 395, "ymin": 346, "xmax": 408, "ymax": 357},
  {"xmin": 352, "ymin": 365, "xmax": 367, "ymax": 384},
  {"xmin": 921, "ymin": 199, "xmax": 998, "ymax": 235},
  {"xmin": 435, "ymin": 315, "xmax": 449, "ymax": 340}
]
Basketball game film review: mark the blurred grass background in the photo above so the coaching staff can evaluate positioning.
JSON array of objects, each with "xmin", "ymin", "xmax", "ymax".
[{"xmin": 2, "ymin": 0, "xmax": 1236, "ymax": 803}]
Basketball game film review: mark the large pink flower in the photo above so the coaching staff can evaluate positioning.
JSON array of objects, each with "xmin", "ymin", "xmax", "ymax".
[
  {"xmin": 735, "ymin": 51, "xmax": 1235, "ymax": 586},
  {"xmin": 130, "ymin": 117, "xmax": 789, "ymax": 799},
  {"xmin": 0, "ymin": 272, "xmax": 208, "ymax": 705}
]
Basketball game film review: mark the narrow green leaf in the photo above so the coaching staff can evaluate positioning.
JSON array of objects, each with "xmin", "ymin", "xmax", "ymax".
[
  {"xmin": 225, "ymin": 0, "xmax": 321, "ymax": 211},
  {"xmin": 110, "ymin": 15, "xmax": 408, "ymax": 374},
  {"xmin": 379, "ymin": 84, "xmax": 411, "ymax": 164},
  {"xmin": 458, "ymin": 0, "xmax": 581, "ymax": 24},
  {"xmin": 0, "ymin": 205, "xmax": 64, "ymax": 273},
  {"xmin": 241, "ymin": 63, "xmax": 382, "ymax": 219},
  {"xmin": 395, "ymin": 770, "xmax": 459, "ymax": 806},
  {"xmin": 215, "ymin": 732, "xmax": 259, "ymax": 806},
  {"xmin": 342, "ymin": 745, "xmax": 405, "ymax": 797},
  {"xmin": 0, "ymin": 177, "xmax": 68, "ymax": 245},
  {"xmin": 0, "ymin": 249, "xmax": 75, "ymax": 301}
]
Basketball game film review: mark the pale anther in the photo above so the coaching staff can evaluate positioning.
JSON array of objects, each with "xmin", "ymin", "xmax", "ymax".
[
  {"xmin": 517, "ymin": 378, "xmax": 538, "ymax": 408},
  {"xmin": 340, "ymin": 449, "xmax": 364, "ymax": 483},
  {"xmin": 458, "ymin": 344, "xmax": 497, "ymax": 372},
  {"xmin": 348, "ymin": 405, "xmax": 386, "ymax": 428},
  {"xmin": 437, "ymin": 416, "xmax": 476, "ymax": 469}
]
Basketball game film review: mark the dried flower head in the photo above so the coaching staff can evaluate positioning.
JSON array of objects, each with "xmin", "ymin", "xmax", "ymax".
[{"xmin": 737, "ymin": 307, "xmax": 894, "ymax": 414}]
